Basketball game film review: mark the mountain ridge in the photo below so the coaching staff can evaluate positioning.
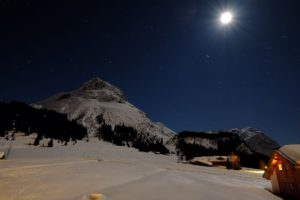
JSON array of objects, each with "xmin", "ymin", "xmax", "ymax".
[
  {"xmin": 33, "ymin": 77, "xmax": 175, "ymax": 142},
  {"xmin": 176, "ymin": 127, "xmax": 280, "ymax": 168}
]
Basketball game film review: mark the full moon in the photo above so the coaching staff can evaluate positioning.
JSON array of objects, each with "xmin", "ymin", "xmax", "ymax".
[{"xmin": 220, "ymin": 12, "xmax": 233, "ymax": 25}]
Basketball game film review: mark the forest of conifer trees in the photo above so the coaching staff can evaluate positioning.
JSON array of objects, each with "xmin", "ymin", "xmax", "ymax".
[
  {"xmin": 0, "ymin": 102, "xmax": 170, "ymax": 155},
  {"xmin": 98, "ymin": 116, "xmax": 169, "ymax": 155},
  {"xmin": 0, "ymin": 101, "xmax": 87, "ymax": 143}
]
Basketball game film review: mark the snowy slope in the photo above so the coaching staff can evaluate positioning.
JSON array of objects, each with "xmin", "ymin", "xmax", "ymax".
[
  {"xmin": 0, "ymin": 136, "xmax": 281, "ymax": 200},
  {"xmin": 230, "ymin": 127, "xmax": 280, "ymax": 157},
  {"xmin": 33, "ymin": 77, "xmax": 175, "ymax": 141}
]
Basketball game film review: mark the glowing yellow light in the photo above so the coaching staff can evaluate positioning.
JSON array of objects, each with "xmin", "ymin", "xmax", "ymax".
[
  {"xmin": 278, "ymin": 164, "xmax": 283, "ymax": 171},
  {"xmin": 271, "ymin": 159, "xmax": 277, "ymax": 165}
]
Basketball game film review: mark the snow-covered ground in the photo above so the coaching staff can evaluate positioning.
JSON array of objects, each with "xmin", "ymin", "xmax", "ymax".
[{"xmin": 0, "ymin": 137, "xmax": 282, "ymax": 200}]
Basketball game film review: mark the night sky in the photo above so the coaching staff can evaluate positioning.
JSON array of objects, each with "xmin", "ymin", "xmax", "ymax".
[{"xmin": 0, "ymin": 0, "xmax": 299, "ymax": 145}]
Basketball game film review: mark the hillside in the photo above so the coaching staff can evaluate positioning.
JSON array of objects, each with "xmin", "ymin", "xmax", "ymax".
[
  {"xmin": 176, "ymin": 127, "xmax": 280, "ymax": 168},
  {"xmin": 34, "ymin": 78, "xmax": 175, "ymax": 142},
  {"xmin": 0, "ymin": 136, "xmax": 281, "ymax": 200}
]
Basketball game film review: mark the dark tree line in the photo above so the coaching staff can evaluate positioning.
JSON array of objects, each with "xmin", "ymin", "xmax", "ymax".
[
  {"xmin": 98, "ymin": 117, "xmax": 169, "ymax": 155},
  {"xmin": 176, "ymin": 131, "xmax": 241, "ymax": 160},
  {"xmin": 0, "ymin": 101, "xmax": 87, "ymax": 144},
  {"xmin": 175, "ymin": 131, "xmax": 270, "ymax": 168}
]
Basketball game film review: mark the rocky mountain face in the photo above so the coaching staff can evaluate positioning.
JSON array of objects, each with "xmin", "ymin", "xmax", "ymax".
[
  {"xmin": 176, "ymin": 127, "xmax": 280, "ymax": 168},
  {"xmin": 229, "ymin": 127, "xmax": 280, "ymax": 158},
  {"xmin": 33, "ymin": 78, "xmax": 175, "ymax": 142}
]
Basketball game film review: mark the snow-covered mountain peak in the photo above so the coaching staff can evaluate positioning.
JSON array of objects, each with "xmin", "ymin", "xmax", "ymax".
[
  {"xmin": 80, "ymin": 77, "xmax": 114, "ymax": 91},
  {"xmin": 77, "ymin": 77, "xmax": 126, "ymax": 102},
  {"xmin": 34, "ymin": 77, "xmax": 175, "ymax": 140},
  {"xmin": 232, "ymin": 127, "xmax": 263, "ymax": 141}
]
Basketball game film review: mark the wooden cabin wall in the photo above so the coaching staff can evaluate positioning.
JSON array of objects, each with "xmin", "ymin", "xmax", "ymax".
[{"xmin": 275, "ymin": 154, "xmax": 300, "ymax": 199}]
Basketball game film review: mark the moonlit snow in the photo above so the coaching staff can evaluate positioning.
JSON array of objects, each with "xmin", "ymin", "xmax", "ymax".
[
  {"xmin": 0, "ymin": 136, "xmax": 282, "ymax": 200},
  {"xmin": 33, "ymin": 78, "xmax": 175, "ymax": 141}
]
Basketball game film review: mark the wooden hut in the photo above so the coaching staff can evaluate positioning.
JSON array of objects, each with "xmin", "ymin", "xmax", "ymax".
[
  {"xmin": 227, "ymin": 154, "xmax": 241, "ymax": 170},
  {"xmin": 263, "ymin": 144, "xmax": 300, "ymax": 199},
  {"xmin": 189, "ymin": 155, "xmax": 241, "ymax": 170}
]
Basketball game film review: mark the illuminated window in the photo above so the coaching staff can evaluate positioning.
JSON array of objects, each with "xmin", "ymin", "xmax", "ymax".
[{"xmin": 278, "ymin": 164, "xmax": 283, "ymax": 171}]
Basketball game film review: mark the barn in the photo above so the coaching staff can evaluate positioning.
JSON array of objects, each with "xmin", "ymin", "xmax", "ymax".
[{"xmin": 263, "ymin": 144, "xmax": 300, "ymax": 200}]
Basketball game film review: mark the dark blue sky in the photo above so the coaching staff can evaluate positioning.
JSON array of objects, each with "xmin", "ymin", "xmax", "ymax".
[{"xmin": 0, "ymin": 0, "xmax": 299, "ymax": 145}]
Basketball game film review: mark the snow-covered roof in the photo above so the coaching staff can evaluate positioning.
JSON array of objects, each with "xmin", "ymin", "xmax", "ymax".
[
  {"xmin": 190, "ymin": 157, "xmax": 213, "ymax": 166},
  {"xmin": 279, "ymin": 144, "xmax": 300, "ymax": 165}
]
